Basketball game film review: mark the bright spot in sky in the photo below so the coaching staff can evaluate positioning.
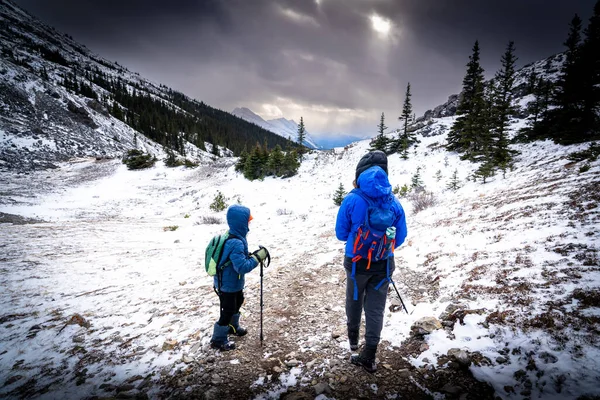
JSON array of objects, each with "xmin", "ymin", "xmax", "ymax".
[{"xmin": 370, "ymin": 14, "xmax": 391, "ymax": 36}]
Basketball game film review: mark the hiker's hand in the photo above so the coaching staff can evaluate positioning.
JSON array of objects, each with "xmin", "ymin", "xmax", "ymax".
[{"xmin": 252, "ymin": 247, "xmax": 269, "ymax": 262}]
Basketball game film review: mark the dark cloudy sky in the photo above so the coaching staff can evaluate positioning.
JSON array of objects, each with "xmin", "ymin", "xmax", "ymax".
[{"xmin": 13, "ymin": 0, "xmax": 598, "ymax": 138}]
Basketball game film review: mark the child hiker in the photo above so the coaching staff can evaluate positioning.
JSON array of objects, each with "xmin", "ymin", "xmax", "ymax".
[
  {"xmin": 210, "ymin": 204, "xmax": 269, "ymax": 351},
  {"xmin": 335, "ymin": 150, "xmax": 407, "ymax": 372}
]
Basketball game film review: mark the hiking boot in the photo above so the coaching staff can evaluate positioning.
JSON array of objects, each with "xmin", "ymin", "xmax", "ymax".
[
  {"xmin": 228, "ymin": 325, "xmax": 248, "ymax": 336},
  {"xmin": 350, "ymin": 346, "xmax": 377, "ymax": 373},
  {"xmin": 211, "ymin": 323, "xmax": 236, "ymax": 351},
  {"xmin": 228, "ymin": 314, "xmax": 248, "ymax": 336},
  {"xmin": 348, "ymin": 330, "xmax": 359, "ymax": 351},
  {"xmin": 210, "ymin": 340, "xmax": 236, "ymax": 351}
]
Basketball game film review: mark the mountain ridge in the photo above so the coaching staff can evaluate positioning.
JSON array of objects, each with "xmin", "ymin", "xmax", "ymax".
[{"xmin": 231, "ymin": 107, "xmax": 319, "ymax": 149}]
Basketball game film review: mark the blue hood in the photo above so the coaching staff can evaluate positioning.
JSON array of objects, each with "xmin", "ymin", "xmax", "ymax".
[
  {"xmin": 356, "ymin": 166, "xmax": 392, "ymax": 203},
  {"xmin": 226, "ymin": 204, "xmax": 251, "ymax": 238}
]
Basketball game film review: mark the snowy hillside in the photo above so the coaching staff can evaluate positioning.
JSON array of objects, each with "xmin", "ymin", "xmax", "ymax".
[
  {"xmin": 232, "ymin": 107, "xmax": 320, "ymax": 150},
  {"xmin": 0, "ymin": 0, "xmax": 290, "ymax": 172},
  {"xmin": 1, "ymin": 111, "xmax": 599, "ymax": 399}
]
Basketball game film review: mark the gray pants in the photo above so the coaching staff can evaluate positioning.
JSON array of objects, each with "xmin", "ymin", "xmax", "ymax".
[{"xmin": 345, "ymin": 268, "xmax": 391, "ymax": 348}]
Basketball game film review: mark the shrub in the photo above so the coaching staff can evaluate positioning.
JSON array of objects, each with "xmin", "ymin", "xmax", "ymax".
[
  {"xmin": 123, "ymin": 149, "xmax": 156, "ymax": 170},
  {"xmin": 163, "ymin": 225, "xmax": 178, "ymax": 231},
  {"xmin": 579, "ymin": 164, "xmax": 591, "ymax": 173},
  {"xmin": 568, "ymin": 144, "xmax": 600, "ymax": 163},
  {"xmin": 394, "ymin": 184, "xmax": 410, "ymax": 197},
  {"xmin": 409, "ymin": 191, "xmax": 437, "ymax": 214},
  {"xmin": 210, "ymin": 191, "xmax": 227, "ymax": 212},
  {"xmin": 201, "ymin": 216, "xmax": 221, "ymax": 224}
]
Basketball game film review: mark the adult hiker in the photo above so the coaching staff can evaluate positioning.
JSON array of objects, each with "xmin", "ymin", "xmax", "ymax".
[
  {"xmin": 210, "ymin": 204, "xmax": 269, "ymax": 351},
  {"xmin": 335, "ymin": 150, "xmax": 407, "ymax": 373}
]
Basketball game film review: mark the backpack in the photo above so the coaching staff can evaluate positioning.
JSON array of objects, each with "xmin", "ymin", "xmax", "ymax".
[
  {"xmin": 350, "ymin": 189, "xmax": 397, "ymax": 269},
  {"xmin": 205, "ymin": 232, "xmax": 233, "ymax": 276}
]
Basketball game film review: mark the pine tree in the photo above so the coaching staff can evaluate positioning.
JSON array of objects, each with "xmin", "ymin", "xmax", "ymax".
[
  {"xmin": 282, "ymin": 150, "xmax": 300, "ymax": 178},
  {"xmin": 491, "ymin": 41, "xmax": 518, "ymax": 173},
  {"xmin": 580, "ymin": 1, "xmax": 600, "ymax": 140},
  {"xmin": 447, "ymin": 41, "xmax": 488, "ymax": 158},
  {"xmin": 333, "ymin": 183, "xmax": 346, "ymax": 206},
  {"xmin": 446, "ymin": 169, "xmax": 461, "ymax": 191},
  {"xmin": 536, "ymin": 15, "xmax": 584, "ymax": 144},
  {"xmin": 398, "ymin": 82, "xmax": 414, "ymax": 158},
  {"xmin": 411, "ymin": 167, "xmax": 423, "ymax": 189},
  {"xmin": 267, "ymin": 145, "xmax": 285, "ymax": 176},
  {"xmin": 297, "ymin": 117, "xmax": 306, "ymax": 153},
  {"xmin": 474, "ymin": 160, "xmax": 495, "ymax": 183},
  {"xmin": 370, "ymin": 112, "xmax": 389, "ymax": 152}
]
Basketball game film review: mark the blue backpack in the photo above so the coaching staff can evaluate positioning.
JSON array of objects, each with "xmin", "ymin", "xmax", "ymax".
[
  {"xmin": 349, "ymin": 189, "xmax": 397, "ymax": 300},
  {"xmin": 350, "ymin": 189, "xmax": 397, "ymax": 268}
]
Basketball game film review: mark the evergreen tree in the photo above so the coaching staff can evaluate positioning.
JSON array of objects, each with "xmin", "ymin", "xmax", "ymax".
[
  {"xmin": 447, "ymin": 41, "xmax": 488, "ymax": 159},
  {"xmin": 533, "ymin": 15, "xmax": 586, "ymax": 144},
  {"xmin": 235, "ymin": 151, "xmax": 248, "ymax": 173},
  {"xmin": 370, "ymin": 112, "xmax": 389, "ymax": 152},
  {"xmin": 579, "ymin": 1, "xmax": 600, "ymax": 140},
  {"xmin": 282, "ymin": 150, "xmax": 301, "ymax": 178},
  {"xmin": 411, "ymin": 167, "xmax": 423, "ymax": 189},
  {"xmin": 333, "ymin": 183, "xmax": 346, "ymax": 206},
  {"xmin": 297, "ymin": 117, "xmax": 306, "ymax": 152},
  {"xmin": 244, "ymin": 145, "xmax": 264, "ymax": 180},
  {"xmin": 446, "ymin": 169, "xmax": 461, "ymax": 191},
  {"xmin": 398, "ymin": 82, "xmax": 414, "ymax": 158},
  {"xmin": 474, "ymin": 160, "xmax": 495, "ymax": 183},
  {"xmin": 267, "ymin": 145, "xmax": 285, "ymax": 176},
  {"xmin": 490, "ymin": 41, "xmax": 518, "ymax": 173}
]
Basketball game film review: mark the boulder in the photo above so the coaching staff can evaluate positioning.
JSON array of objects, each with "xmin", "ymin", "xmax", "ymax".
[
  {"xmin": 447, "ymin": 348, "xmax": 472, "ymax": 368},
  {"xmin": 411, "ymin": 317, "xmax": 442, "ymax": 336}
]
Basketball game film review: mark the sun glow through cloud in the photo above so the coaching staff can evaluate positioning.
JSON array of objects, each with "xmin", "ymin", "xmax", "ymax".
[{"xmin": 370, "ymin": 14, "xmax": 391, "ymax": 36}]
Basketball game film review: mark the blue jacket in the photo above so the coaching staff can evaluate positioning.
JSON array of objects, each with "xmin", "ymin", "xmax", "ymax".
[
  {"xmin": 335, "ymin": 166, "xmax": 407, "ymax": 260},
  {"xmin": 214, "ymin": 205, "xmax": 259, "ymax": 293}
]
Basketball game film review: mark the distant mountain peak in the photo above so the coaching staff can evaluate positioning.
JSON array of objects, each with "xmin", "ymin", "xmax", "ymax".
[{"xmin": 231, "ymin": 107, "xmax": 320, "ymax": 149}]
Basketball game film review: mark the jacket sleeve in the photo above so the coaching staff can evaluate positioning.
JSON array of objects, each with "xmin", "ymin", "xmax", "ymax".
[
  {"xmin": 335, "ymin": 195, "xmax": 354, "ymax": 241},
  {"xmin": 229, "ymin": 239, "xmax": 259, "ymax": 275},
  {"xmin": 394, "ymin": 199, "xmax": 408, "ymax": 248}
]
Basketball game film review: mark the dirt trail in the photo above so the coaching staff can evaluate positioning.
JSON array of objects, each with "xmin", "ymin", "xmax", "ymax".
[{"xmin": 159, "ymin": 247, "xmax": 495, "ymax": 400}]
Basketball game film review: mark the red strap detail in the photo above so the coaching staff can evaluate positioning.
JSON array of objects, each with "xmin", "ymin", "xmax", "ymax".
[
  {"xmin": 366, "ymin": 247, "xmax": 373, "ymax": 270},
  {"xmin": 352, "ymin": 255, "xmax": 362, "ymax": 262}
]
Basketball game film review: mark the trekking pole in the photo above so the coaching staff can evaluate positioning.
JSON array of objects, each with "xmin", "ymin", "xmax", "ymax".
[
  {"xmin": 390, "ymin": 279, "xmax": 410, "ymax": 314},
  {"xmin": 260, "ymin": 258, "xmax": 264, "ymax": 346},
  {"xmin": 258, "ymin": 246, "xmax": 271, "ymax": 347}
]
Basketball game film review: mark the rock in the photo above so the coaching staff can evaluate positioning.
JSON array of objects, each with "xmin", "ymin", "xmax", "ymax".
[
  {"xmin": 419, "ymin": 343, "xmax": 430, "ymax": 352},
  {"xmin": 496, "ymin": 356, "xmax": 508, "ymax": 364},
  {"xmin": 539, "ymin": 351, "xmax": 558, "ymax": 364},
  {"xmin": 273, "ymin": 366, "xmax": 283, "ymax": 373},
  {"xmin": 73, "ymin": 334, "xmax": 85, "ymax": 343},
  {"xmin": 397, "ymin": 368, "xmax": 411, "ymax": 378},
  {"xmin": 441, "ymin": 383, "xmax": 463, "ymax": 395},
  {"xmin": 411, "ymin": 317, "xmax": 442, "ymax": 336},
  {"xmin": 162, "ymin": 340, "xmax": 178, "ymax": 351},
  {"xmin": 283, "ymin": 392, "xmax": 312, "ymax": 400},
  {"xmin": 447, "ymin": 348, "xmax": 471, "ymax": 368},
  {"xmin": 204, "ymin": 387, "xmax": 219, "ymax": 400},
  {"xmin": 313, "ymin": 382, "xmax": 331, "ymax": 395},
  {"xmin": 331, "ymin": 332, "xmax": 340, "ymax": 339},
  {"xmin": 116, "ymin": 383, "xmax": 136, "ymax": 393},
  {"xmin": 182, "ymin": 354, "xmax": 194, "ymax": 364}
]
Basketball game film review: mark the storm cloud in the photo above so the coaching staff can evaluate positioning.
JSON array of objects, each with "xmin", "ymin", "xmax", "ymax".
[{"xmin": 13, "ymin": 0, "xmax": 598, "ymax": 138}]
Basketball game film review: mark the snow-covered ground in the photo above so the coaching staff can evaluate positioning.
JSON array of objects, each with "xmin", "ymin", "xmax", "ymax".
[{"xmin": 1, "ymin": 123, "xmax": 599, "ymax": 399}]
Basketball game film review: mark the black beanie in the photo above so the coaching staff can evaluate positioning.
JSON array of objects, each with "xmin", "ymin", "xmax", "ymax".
[{"xmin": 355, "ymin": 150, "xmax": 388, "ymax": 181}]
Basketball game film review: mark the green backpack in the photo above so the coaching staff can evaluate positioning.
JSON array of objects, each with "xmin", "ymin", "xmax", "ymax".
[{"xmin": 205, "ymin": 231, "xmax": 232, "ymax": 276}]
